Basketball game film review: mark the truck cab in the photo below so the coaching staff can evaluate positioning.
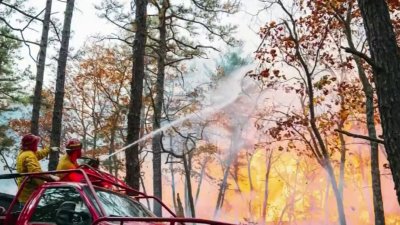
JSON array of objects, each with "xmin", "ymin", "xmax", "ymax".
[
  {"xmin": 0, "ymin": 167, "xmax": 234, "ymax": 225},
  {"xmin": 8, "ymin": 182, "xmax": 153, "ymax": 225}
]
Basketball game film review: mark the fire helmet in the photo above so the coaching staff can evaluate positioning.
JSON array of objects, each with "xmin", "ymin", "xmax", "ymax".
[
  {"xmin": 65, "ymin": 138, "xmax": 82, "ymax": 150},
  {"xmin": 21, "ymin": 133, "xmax": 41, "ymax": 150}
]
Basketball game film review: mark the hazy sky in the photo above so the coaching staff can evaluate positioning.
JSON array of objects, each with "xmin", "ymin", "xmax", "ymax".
[
  {"xmin": 0, "ymin": 0, "xmax": 273, "ymax": 205},
  {"xmin": 13, "ymin": 0, "xmax": 271, "ymax": 78}
]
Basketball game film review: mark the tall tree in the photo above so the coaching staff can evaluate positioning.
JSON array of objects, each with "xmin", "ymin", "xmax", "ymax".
[
  {"xmin": 150, "ymin": 0, "xmax": 169, "ymax": 216},
  {"xmin": 303, "ymin": 1, "xmax": 387, "ymax": 223},
  {"xmin": 125, "ymin": 0, "xmax": 148, "ymax": 191},
  {"xmin": 261, "ymin": 149, "xmax": 273, "ymax": 225},
  {"xmin": 214, "ymin": 124, "xmax": 244, "ymax": 218},
  {"xmin": 331, "ymin": 2, "xmax": 385, "ymax": 223},
  {"xmin": 31, "ymin": 0, "xmax": 52, "ymax": 135},
  {"xmin": 356, "ymin": 0, "xmax": 400, "ymax": 205},
  {"xmin": 147, "ymin": 0, "xmax": 239, "ymax": 216},
  {"xmin": 146, "ymin": 1, "xmax": 167, "ymax": 216},
  {"xmin": 64, "ymin": 44, "xmax": 131, "ymax": 173},
  {"xmin": 0, "ymin": 26, "xmax": 22, "ymax": 170},
  {"xmin": 254, "ymin": 1, "xmax": 349, "ymax": 223},
  {"xmin": 0, "ymin": 26, "xmax": 21, "ymax": 110},
  {"xmin": 96, "ymin": 0, "xmax": 238, "ymax": 204},
  {"xmin": 48, "ymin": 0, "xmax": 75, "ymax": 170}
]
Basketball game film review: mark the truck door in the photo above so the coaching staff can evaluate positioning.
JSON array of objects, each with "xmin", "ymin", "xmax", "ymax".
[{"xmin": 20, "ymin": 187, "xmax": 92, "ymax": 225}]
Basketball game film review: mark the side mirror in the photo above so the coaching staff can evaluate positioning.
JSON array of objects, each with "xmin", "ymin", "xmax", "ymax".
[
  {"xmin": 0, "ymin": 206, "xmax": 6, "ymax": 215},
  {"xmin": 55, "ymin": 201, "xmax": 76, "ymax": 225},
  {"xmin": 56, "ymin": 201, "xmax": 91, "ymax": 225}
]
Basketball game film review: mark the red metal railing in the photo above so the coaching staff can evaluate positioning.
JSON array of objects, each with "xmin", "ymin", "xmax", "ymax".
[
  {"xmin": 1, "ymin": 168, "xmax": 177, "ymax": 217},
  {"xmin": 76, "ymin": 165, "xmax": 176, "ymax": 217},
  {"xmin": 76, "ymin": 165, "xmax": 177, "ymax": 217},
  {"xmin": 4, "ymin": 169, "xmax": 108, "ymax": 216},
  {"xmin": 1, "ymin": 168, "xmax": 236, "ymax": 225},
  {"xmin": 93, "ymin": 217, "xmax": 236, "ymax": 225},
  {"xmin": 135, "ymin": 196, "xmax": 176, "ymax": 216}
]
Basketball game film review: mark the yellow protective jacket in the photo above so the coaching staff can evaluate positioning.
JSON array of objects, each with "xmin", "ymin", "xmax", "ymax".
[
  {"xmin": 16, "ymin": 148, "xmax": 50, "ymax": 203},
  {"xmin": 56, "ymin": 155, "xmax": 78, "ymax": 179}
]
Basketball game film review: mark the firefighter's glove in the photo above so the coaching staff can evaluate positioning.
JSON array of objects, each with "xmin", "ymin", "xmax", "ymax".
[
  {"xmin": 48, "ymin": 175, "xmax": 60, "ymax": 182},
  {"xmin": 50, "ymin": 147, "xmax": 60, "ymax": 152},
  {"xmin": 50, "ymin": 147, "xmax": 65, "ymax": 154}
]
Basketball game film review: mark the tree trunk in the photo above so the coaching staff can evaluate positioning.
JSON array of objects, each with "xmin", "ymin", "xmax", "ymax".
[
  {"xmin": 111, "ymin": 120, "xmax": 119, "ymax": 177},
  {"xmin": 92, "ymin": 130, "xmax": 97, "ymax": 157},
  {"xmin": 340, "ymin": 11, "xmax": 386, "ymax": 222},
  {"xmin": 125, "ymin": 0, "xmax": 148, "ymax": 191},
  {"xmin": 344, "ymin": 25, "xmax": 385, "ymax": 224},
  {"xmin": 170, "ymin": 160, "xmax": 177, "ymax": 211},
  {"xmin": 338, "ymin": 126, "xmax": 346, "ymax": 198},
  {"xmin": 91, "ymin": 87, "xmax": 98, "ymax": 157},
  {"xmin": 288, "ymin": 161, "xmax": 300, "ymax": 223},
  {"xmin": 366, "ymin": 86, "xmax": 386, "ymax": 225},
  {"xmin": 113, "ymin": 151, "xmax": 118, "ymax": 177},
  {"xmin": 324, "ymin": 174, "xmax": 330, "ymax": 225},
  {"xmin": 139, "ymin": 175, "xmax": 151, "ymax": 209},
  {"xmin": 305, "ymin": 66, "xmax": 346, "ymax": 224},
  {"xmin": 357, "ymin": 0, "xmax": 400, "ymax": 205},
  {"xmin": 261, "ymin": 150, "xmax": 273, "ymax": 225},
  {"xmin": 183, "ymin": 153, "xmax": 195, "ymax": 217},
  {"xmin": 82, "ymin": 132, "xmax": 87, "ymax": 153},
  {"xmin": 31, "ymin": 0, "xmax": 52, "ymax": 135},
  {"xmin": 246, "ymin": 150, "xmax": 254, "ymax": 218},
  {"xmin": 300, "ymin": 32, "xmax": 347, "ymax": 224},
  {"xmin": 281, "ymin": 0, "xmax": 347, "ymax": 219},
  {"xmin": 48, "ymin": 0, "xmax": 75, "ymax": 170},
  {"xmin": 358, "ymin": 149, "xmax": 374, "ymax": 223},
  {"xmin": 305, "ymin": 67, "xmax": 347, "ymax": 225},
  {"xmin": 80, "ymin": 104, "xmax": 88, "ymax": 154},
  {"xmin": 176, "ymin": 193, "xmax": 185, "ymax": 217},
  {"xmin": 324, "ymin": 160, "xmax": 346, "ymax": 225},
  {"xmin": 214, "ymin": 126, "xmax": 242, "ymax": 219},
  {"xmin": 194, "ymin": 157, "xmax": 208, "ymax": 206},
  {"xmin": 214, "ymin": 155, "xmax": 233, "ymax": 219},
  {"xmin": 151, "ymin": 1, "xmax": 168, "ymax": 216},
  {"xmin": 109, "ymin": 128, "xmax": 116, "ymax": 174},
  {"xmin": 92, "ymin": 130, "xmax": 97, "ymax": 158}
]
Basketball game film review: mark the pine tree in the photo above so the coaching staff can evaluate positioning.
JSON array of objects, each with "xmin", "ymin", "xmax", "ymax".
[{"xmin": 0, "ymin": 27, "xmax": 23, "ymax": 111}]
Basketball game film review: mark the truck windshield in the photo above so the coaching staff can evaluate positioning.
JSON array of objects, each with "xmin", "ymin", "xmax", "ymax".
[{"xmin": 95, "ymin": 189, "xmax": 155, "ymax": 217}]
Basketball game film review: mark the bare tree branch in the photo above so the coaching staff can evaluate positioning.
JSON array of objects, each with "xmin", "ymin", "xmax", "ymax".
[
  {"xmin": 0, "ymin": 2, "xmax": 44, "ymax": 22},
  {"xmin": 0, "ymin": 32, "xmax": 39, "ymax": 45},
  {"xmin": 341, "ymin": 46, "xmax": 381, "ymax": 71},
  {"xmin": 334, "ymin": 129, "xmax": 385, "ymax": 144}
]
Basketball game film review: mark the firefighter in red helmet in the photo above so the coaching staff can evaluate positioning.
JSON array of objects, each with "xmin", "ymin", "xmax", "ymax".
[
  {"xmin": 56, "ymin": 139, "xmax": 113, "ymax": 188},
  {"xmin": 56, "ymin": 138, "xmax": 83, "ymax": 180},
  {"xmin": 16, "ymin": 133, "xmax": 60, "ymax": 203}
]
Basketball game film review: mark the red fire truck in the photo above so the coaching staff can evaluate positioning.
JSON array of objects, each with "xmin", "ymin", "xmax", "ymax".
[{"xmin": 0, "ymin": 164, "xmax": 234, "ymax": 225}]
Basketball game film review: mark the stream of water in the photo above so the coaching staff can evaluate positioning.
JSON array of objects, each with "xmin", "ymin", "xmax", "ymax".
[{"xmin": 99, "ymin": 65, "xmax": 255, "ymax": 161}]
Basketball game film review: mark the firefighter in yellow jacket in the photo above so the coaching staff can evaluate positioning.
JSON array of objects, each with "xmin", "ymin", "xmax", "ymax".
[
  {"xmin": 56, "ymin": 138, "xmax": 83, "ymax": 181},
  {"xmin": 16, "ymin": 134, "xmax": 60, "ymax": 203}
]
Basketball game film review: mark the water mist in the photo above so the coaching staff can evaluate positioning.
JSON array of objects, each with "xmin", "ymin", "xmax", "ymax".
[{"xmin": 100, "ymin": 65, "xmax": 258, "ymax": 161}]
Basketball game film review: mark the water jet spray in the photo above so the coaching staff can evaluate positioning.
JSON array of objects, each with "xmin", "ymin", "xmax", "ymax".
[{"xmin": 99, "ymin": 65, "xmax": 256, "ymax": 162}]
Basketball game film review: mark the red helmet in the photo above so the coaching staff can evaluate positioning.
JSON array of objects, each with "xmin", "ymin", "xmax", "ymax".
[
  {"xmin": 21, "ymin": 134, "xmax": 40, "ymax": 150},
  {"xmin": 65, "ymin": 138, "xmax": 82, "ymax": 150}
]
